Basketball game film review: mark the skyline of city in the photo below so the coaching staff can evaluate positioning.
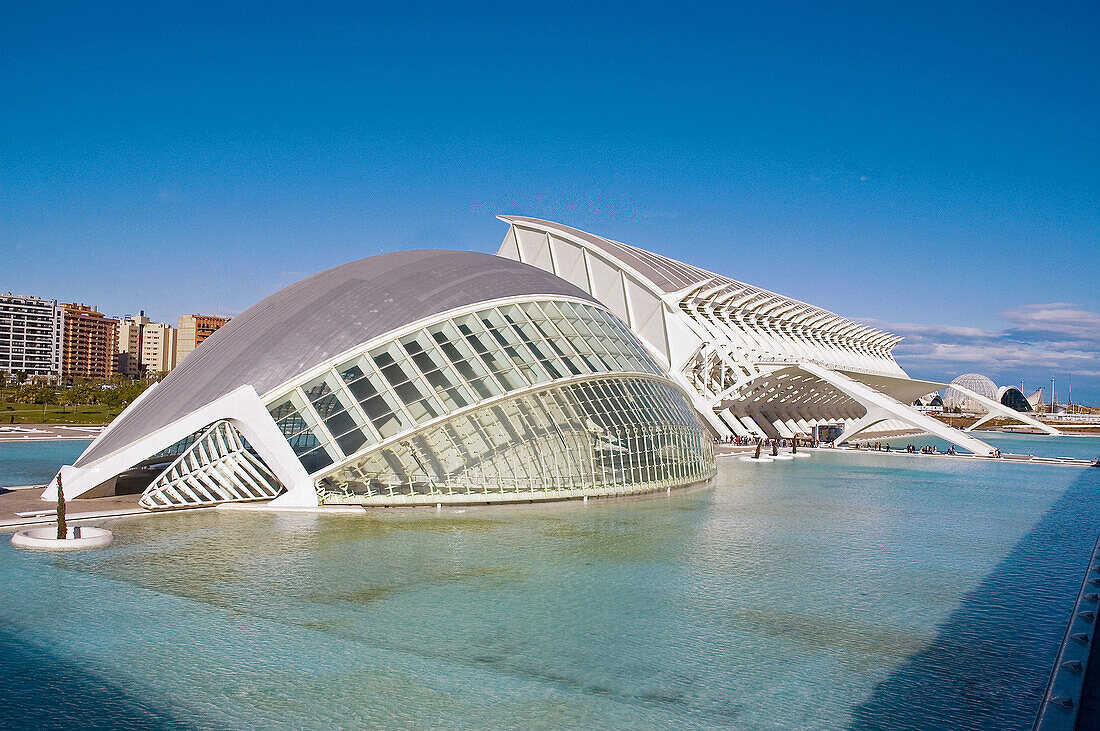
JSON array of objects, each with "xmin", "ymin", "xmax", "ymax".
[
  {"xmin": 4, "ymin": 250, "xmax": 1095, "ymax": 403},
  {"xmin": 3, "ymin": 253, "xmax": 1093, "ymax": 409}
]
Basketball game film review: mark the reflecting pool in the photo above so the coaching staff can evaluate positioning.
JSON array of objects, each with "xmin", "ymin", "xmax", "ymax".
[
  {"xmin": 2, "ymin": 433, "xmax": 1099, "ymax": 729},
  {"xmin": 0, "ymin": 440, "xmax": 89, "ymax": 487}
]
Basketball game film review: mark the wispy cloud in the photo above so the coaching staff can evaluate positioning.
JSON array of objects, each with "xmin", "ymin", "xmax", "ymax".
[
  {"xmin": 1002, "ymin": 303, "xmax": 1100, "ymax": 342},
  {"xmin": 861, "ymin": 303, "xmax": 1100, "ymax": 384}
]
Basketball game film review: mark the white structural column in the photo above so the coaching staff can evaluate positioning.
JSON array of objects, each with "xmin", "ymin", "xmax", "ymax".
[
  {"xmin": 799, "ymin": 363, "xmax": 997, "ymax": 455},
  {"xmin": 43, "ymin": 385, "xmax": 318, "ymax": 506},
  {"xmin": 950, "ymin": 384, "xmax": 1061, "ymax": 436}
]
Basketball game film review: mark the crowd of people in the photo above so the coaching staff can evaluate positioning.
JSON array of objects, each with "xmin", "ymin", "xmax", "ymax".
[
  {"xmin": 852, "ymin": 442, "xmax": 969, "ymax": 456},
  {"xmin": 716, "ymin": 435, "xmax": 820, "ymax": 448},
  {"xmin": 851, "ymin": 441, "xmax": 893, "ymax": 452},
  {"xmin": 713, "ymin": 434, "xmax": 1006, "ymax": 459}
]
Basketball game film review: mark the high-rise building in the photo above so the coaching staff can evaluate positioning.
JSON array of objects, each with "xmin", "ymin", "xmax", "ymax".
[
  {"xmin": 175, "ymin": 314, "xmax": 230, "ymax": 367},
  {"xmin": 117, "ymin": 312, "xmax": 176, "ymax": 377},
  {"xmin": 61, "ymin": 303, "xmax": 119, "ymax": 381},
  {"xmin": 141, "ymin": 321, "xmax": 176, "ymax": 376},
  {"xmin": 0, "ymin": 293, "xmax": 64, "ymax": 380},
  {"xmin": 117, "ymin": 313, "xmax": 152, "ymax": 377}
]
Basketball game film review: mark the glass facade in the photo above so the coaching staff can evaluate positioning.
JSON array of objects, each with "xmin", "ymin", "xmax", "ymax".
[
  {"xmin": 317, "ymin": 377, "xmax": 714, "ymax": 504},
  {"xmin": 262, "ymin": 298, "xmax": 714, "ymax": 504}
]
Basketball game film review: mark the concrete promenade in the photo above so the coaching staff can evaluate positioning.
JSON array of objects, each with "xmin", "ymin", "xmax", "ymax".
[
  {"xmin": 715, "ymin": 443, "xmax": 1097, "ymax": 468},
  {"xmin": 0, "ymin": 424, "xmax": 104, "ymax": 442},
  {"xmin": 0, "ymin": 486, "xmax": 146, "ymax": 532}
]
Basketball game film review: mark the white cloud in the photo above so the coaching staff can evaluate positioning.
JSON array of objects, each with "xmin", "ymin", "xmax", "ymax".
[
  {"xmin": 1002, "ymin": 303, "xmax": 1100, "ymax": 342},
  {"xmin": 860, "ymin": 303, "xmax": 1100, "ymax": 386}
]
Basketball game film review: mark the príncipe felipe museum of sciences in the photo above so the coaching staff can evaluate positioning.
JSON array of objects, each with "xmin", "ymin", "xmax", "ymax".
[{"xmin": 45, "ymin": 217, "xmax": 1058, "ymax": 511}]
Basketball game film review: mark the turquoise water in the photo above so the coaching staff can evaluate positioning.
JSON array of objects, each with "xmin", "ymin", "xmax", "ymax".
[
  {"xmin": 0, "ymin": 440, "xmax": 90, "ymax": 487},
  {"xmin": 882, "ymin": 430, "xmax": 1100, "ymax": 462},
  {"xmin": 1, "ymin": 433, "xmax": 1099, "ymax": 729}
]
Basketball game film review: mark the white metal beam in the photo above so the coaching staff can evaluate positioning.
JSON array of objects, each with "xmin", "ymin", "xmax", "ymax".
[
  {"xmin": 950, "ymin": 383, "xmax": 1062, "ymax": 436},
  {"xmin": 798, "ymin": 363, "xmax": 997, "ymax": 455}
]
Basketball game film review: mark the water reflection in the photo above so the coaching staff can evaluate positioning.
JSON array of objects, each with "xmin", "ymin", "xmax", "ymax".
[{"xmin": 0, "ymin": 435, "xmax": 1098, "ymax": 729}]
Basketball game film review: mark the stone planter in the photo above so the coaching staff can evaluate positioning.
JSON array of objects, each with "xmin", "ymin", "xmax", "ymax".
[{"xmin": 11, "ymin": 525, "xmax": 113, "ymax": 551}]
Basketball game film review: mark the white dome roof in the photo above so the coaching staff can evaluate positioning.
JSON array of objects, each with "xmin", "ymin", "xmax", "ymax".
[
  {"xmin": 943, "ymin": 373, "xmax": 998, "ymax": 411},
  {"xmin": 76, "ymin": 251, "xmax": 596, "ymax": 467}
]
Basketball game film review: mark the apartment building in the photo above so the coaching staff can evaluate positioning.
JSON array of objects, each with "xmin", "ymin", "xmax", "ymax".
[
  {"xmin": 61, "ymin": 303, "xmax": 118, "ymax": 380},
  {"xmin": 140, "ymin": 320, "xmax": 176, "ymax": 375},
  {"xmin": 117, "ymin": 313, "xmax": 152, "ymax": 377},
  {"xmin": 175, "ymin": 314, "xmax": 229, "ymax": 367},
  {"xmin": 0, "ymin": 293, "xmax": 63, "ymax": 380}
]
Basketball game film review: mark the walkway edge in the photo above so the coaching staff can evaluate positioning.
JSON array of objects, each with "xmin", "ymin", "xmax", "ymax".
[{"xmin": 1033, "ymin": 529, "xmax": 1100, "ymax": 729}]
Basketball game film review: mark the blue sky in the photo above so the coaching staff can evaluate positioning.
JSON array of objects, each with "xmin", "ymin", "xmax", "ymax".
[{"xmin": 2, "ymin": 2, "xmax": 1097, "ymax": 401}]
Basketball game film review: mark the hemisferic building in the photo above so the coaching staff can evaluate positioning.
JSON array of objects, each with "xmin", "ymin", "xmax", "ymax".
[{"xmin": 49, "ymin": 251, "xmax": 715, "ymax": 509}]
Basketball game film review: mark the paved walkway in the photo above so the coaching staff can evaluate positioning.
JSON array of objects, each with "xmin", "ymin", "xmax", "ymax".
[
  {"xmin": 714, "ymin": 444, "xmax": 1097, "ymax": 468},
  {"xmin": 0, "ymin": 486, "xmax": 144, "ymax": 532},
  {"xmin": 0, "ymin": 424, "xmax": 104, "ymax": 442}
]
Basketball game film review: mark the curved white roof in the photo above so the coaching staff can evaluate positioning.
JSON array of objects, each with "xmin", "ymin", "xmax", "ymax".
[{"xmin": 77, "ymin": 250, "xmax": 596, "ymax": 466}]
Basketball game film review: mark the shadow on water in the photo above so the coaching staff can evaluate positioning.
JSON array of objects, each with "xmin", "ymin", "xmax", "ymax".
[
  {"xmin": 0, "ymin": 625, "xmax": 192, "ymax": 730},
  {"xmin": 849, "ymin": 468, "xmax": 1100, "ymax": 730}
]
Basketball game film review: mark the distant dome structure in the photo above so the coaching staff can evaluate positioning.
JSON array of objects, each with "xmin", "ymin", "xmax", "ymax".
[
  {"xmin": 997, "ymin": 385, "xmax": 1033, "ymax": 413},
  {"xmin": 943, "ymin": 374, "xmax": 998, "ymax": 412}
]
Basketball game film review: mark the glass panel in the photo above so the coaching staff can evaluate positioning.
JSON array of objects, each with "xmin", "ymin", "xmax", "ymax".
[
  {"xmin": 338, "ymin": 355, "xmax": 383, "ymax": 389},
  {"xmin": 364, "ymin": 400, "xmax": 406, "ymax": 439},
  {"xmin": 332, "ymin": 427, "xmax": 368, "ymax": 456},
  {"xmin": 300, "ymin": 446, "xmax": 334, "ymax": 474},
  {"xmin": 303, "ymin": 372, "xmax": 371, "ymax": 458},
  {"xmin": 315, "ymin": 376, "xmax": 714, "ymax": 504},
  {"xmin": 456, "ymin": 320, "xmax": 521, "ymax": 391},
  {"xmin": 402, "ymin": 334, "xmax": 473, "ymax": 410},
  {"xmin": 273, "ymin": 408, "xmax": 312, "ymax": 441},
  {"xmin": 371, "ymin": 344, "xmax": 414, "ymax": 387},
  {"xmin": 435, "ymin": 330, "xmax": 501, "ymax": 399},
  {"xmin": 268, "ymin": 391, "xmax": 326, "ymax": 452},
  {"xmin": 346, "ymin": 375, "xmax": 381, "ymax": 404},
  {"xmin": 405, "ymin": 398, "xmax": 439, "ymax": 423}
]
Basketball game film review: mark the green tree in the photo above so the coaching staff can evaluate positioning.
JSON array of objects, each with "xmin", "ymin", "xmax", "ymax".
[{"xmin": 56, "ymin": 473, "xmax": 66, "ymax": 540}]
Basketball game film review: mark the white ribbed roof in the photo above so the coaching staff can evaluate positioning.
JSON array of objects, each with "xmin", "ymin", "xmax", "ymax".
[{"xmin": 499, "ymin": 216, "xmax": 901, "ymax": 349}]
